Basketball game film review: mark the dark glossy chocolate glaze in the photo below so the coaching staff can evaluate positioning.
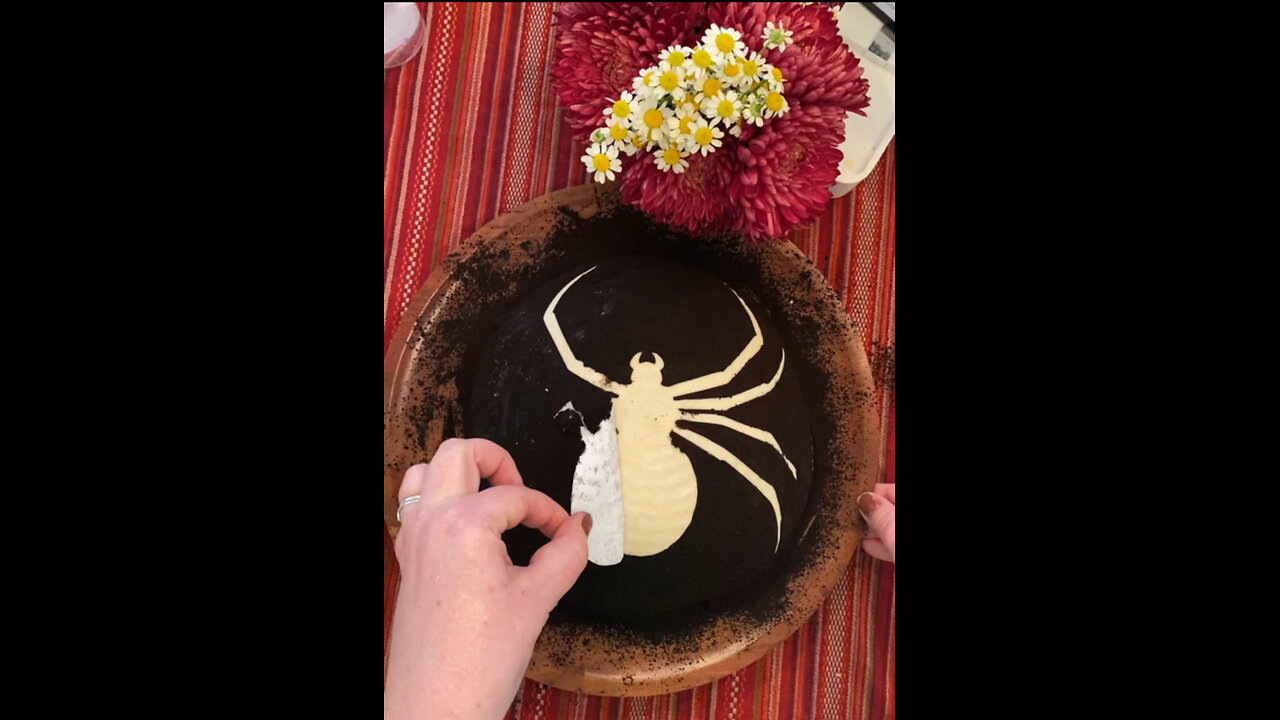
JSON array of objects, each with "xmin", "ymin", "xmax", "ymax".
[{"xmin": 466, "ymin": 255, "xmax": 814, "ymax": 628}]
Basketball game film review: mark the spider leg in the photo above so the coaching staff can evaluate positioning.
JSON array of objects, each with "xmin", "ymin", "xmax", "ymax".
[
  {"xmin": 543, "ymin": 266, "xmax": 622, "ymax": 394},
  {"xmin": 674, "ymin": 350, "xmax": 784, "ymax": 411},
  {"xmin": 679, "ymin": 413, "xmax": 796, "ymax": 478},
  {"xmin": 672, "ymin": 427, "xmax": 782, "ymax": 551},
  {"xmin": 668, "ymin": 289, "xmax": 763, "ymax": 398}
]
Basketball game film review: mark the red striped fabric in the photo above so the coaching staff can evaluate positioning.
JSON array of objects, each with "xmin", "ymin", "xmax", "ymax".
[{"xmin": 384, "ymin": 4, "xmax": 895, "ymax": 717}]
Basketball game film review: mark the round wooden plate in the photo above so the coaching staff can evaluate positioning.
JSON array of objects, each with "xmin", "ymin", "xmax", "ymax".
[{"xmin": 384, "ymin": 183, "xmax": 880, "ymax": 696}]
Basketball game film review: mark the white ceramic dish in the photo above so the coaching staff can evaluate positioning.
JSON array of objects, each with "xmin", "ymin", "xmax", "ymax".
[{"xmin": 830, "ymin": 4, "xmax": 896, "ymax": 197}]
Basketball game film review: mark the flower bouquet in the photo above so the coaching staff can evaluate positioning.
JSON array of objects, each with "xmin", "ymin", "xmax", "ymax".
[{"xmin": 551, "ymin": 2, "xmax": 871, "ymax": 241}]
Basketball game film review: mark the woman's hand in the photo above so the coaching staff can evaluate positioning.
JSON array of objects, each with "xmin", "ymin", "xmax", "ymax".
[
  {"xmin": 858, "ymin": 483, "xmax": 895, "ymax": 563},
  {"xmin": 385, "ymin": 438, "xmax": 591, "ymax": 720}
]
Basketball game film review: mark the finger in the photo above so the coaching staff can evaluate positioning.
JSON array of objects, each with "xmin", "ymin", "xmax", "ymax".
[
  {"xmin": 522, "ymin": 511, "xmax": 590, "ymax": 608},
  {"xmin": 874, "ymin": 483, "xmax": 895, "ymax": 504},
  {"xmin": 422, "ymin": 438, "xmax": 523, "ymax": 505},
  {"xmin": 470, "ymin": 484, "xmax": 571, "ymax": 537},
  {"xmin": 399, "ymin": 463, "xmax": 429, "ymax": 504},
  {"xmin": 857, "ymin": 492, "xmax": 895, "ymax": 558},
  {"xmin": 395, "ymin": 463, "xmax": 431, "ymax": 527},
  {"xmin": 466, "ymin": 438, "xmax": 524, "ymax": 486},
  {"xmin": 861, "ymin": 537, "xmax": 895, "ymax": 563}
]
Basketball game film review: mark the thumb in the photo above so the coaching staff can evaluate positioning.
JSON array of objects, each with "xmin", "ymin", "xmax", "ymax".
[
  {"xmin": 858, "ymin": 493, "xmax": 895, "ymax": 553},
  {"xmin": 523, "ymin": 511, "xmax": 591, "ymax": 610}
]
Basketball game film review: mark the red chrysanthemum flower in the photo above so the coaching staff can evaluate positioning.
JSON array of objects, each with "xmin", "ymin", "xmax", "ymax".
[
  {"xmin": 707, "ymin": 2, "xmax": 870, "ymax": 117},
  {"xmin": 620, "ymin": 143, "xmax": 739, "ymax": 237},
  {"xmin": 551, "ymin": 3, "xmax": 705, "ymax": 137},
  {"xmin": 551, "ymin": 3, "xmax": 878, "ymax": 242},
  {"xmin": 729, "ymin": 104, "xmax": 847, "ymax": 241}
]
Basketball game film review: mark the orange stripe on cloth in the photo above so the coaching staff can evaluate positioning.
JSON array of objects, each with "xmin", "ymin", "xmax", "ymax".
[
  {"xmin": 475, "ymin": 3, "xmax": 521, "ymax": 229},
  {"xmin": 432, "ymin": 3, "xmax": 478, "ymax": 270},
  {"xmin": 384, "ymin": 5, "xmax": 896, "ymax": 717}
]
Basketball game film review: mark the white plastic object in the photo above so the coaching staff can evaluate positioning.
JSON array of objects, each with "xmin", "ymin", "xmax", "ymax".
[
  {"xmin": 384, "ymin": 3, "xmax": 425, "ymax": 69},
  {"xmin": 830, "ymin": 4, "xmax": 896, "ymax": 198}
]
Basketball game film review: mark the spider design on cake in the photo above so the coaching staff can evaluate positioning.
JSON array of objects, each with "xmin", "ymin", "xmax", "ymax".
[{"xmin": 544, "ymin": 266, "xmax": 795, "ymax": 566}]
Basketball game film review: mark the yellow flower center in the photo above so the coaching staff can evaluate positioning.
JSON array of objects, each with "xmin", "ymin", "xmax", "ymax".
[
  {"xmin": 742, "ymin": 59, "xmax": 758, "ymax": 77},
  {"xmin": 694, "ymin": 127, "xmax": 714, "ymax": 146},
  {"xmin": 659, "ymin": 71, "xmax": 679, "ymax": 92},
  {"xmin": 609, "ymin": 123, "xmax": 628, "ymax": 141},
  {"xmin": 723, "ymin": 62, "xmax": 740, "ymax": 77},
  {"xmin": 717, "ymin": 99, "xmax": 735, "ymax": 118},
  {"xmin": 592, "ymin": 154, "xmax": 611, "ymax": 172},
  {"xmin": 692, "ymin": 49, "xmax": 713, "ymax": 68},
  {"xmin": 643, "ymin": 109, "xmax": 664, "ymax": 129},
  {"xmin": 765, "ymin": 92, "xmax": 784, "ymax": 112},
  {"xmin": 643, "ymin": 71, "xmax": 655, "ymax": 86},
  {"xmin": 678, "ymin": 116, "xmax": 693, "ymax": 134},
  {"xmin": 715, "ymin": 33, "xmax": 735, "ymax": 53},
  {"xmin": 667, "ymin": 50, "xmax": 685, "ymax": 67},
  {"xmin": 662, "ymin": 147, "xmax": 682, "ymax": 166},
  {"xmin": 771, "ymin": 66, "xmax": 783, "ymax": 82},
  {"xmin": 702, "ymin": 77, "xmax": 722, "ymax": 97},
  {"xmin": 612, "ymin": 100, "xmax": 630, "ymax": 117}
]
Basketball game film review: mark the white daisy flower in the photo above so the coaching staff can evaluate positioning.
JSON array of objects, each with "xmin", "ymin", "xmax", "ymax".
[
  {"xmin": 632, "ymin": 66, "xmax": 660, "ymax": 95},
  {"xmin": 701, "ymin": 24, "xmax": 746, "ymax": 64},
  {"xmin": 702, "ymin": 90, "xmax": 742, "ymax": 128},
  {"xmin": 657, "ymin": 45, "xmax": 693, "ymax": 70},
  {"xmin": 762, "ymin": 21, "xmax": 794, "ymax": 53},
  {"xmin": 666, "ymin": 104, "xmax": 700, "ymax": 152},
  {"xmin": 634, "ymin": 101, "xmax": 674, "ymax": 149},
  {"xmin": 686, "ymin": 46, "xmax": 716, "ymax": 80},
  {"xmin": 728, "ymin": 122, "xmax": 743, "ymax": 138},
  {"xmin": 647, "ymin": 62, "xmax": 687, "ymax": 101},
  {"xmin": 581, "ymin": 143, "xmax": 621, "ymax": 183},
  {"xmin": 764, "ymin": 64, "xmax": 785, "ymax": 93},
  {"xmin": 741, "ymin": 98, "xmax": 766, "ymax": 127},
  {"xmin": 762, "ymin": 89, "xmax": 789, "ymax": 119},
  {"xmin": 688, "ymin": 116, "xmax": 723, "ymax": 157},
  {"xmin": 602, "ymin": 91, "xmax": 637, "ymax": 123},
  {"xmin": 601, "ymin": 116, "xmax": 633, "ymax": 146},
  {"xmin": 616, "ymin": 136, "xmax": 641, "ymax": 157},
  {"xmin": 719, "ymin": 54, "xmax": 749, "ymax": 89},
  {"xmin": 693, "ymin": 75, "xmax": 726, "ymax": 105},
  {"xmin": 653, "ymin": 146, "xmax": 689, "ymax": 174},
  {"xmin": 739, "ymin": 52, "xmax": 766, "ymax": 84},
  {"xmin": 676, "ymin": 97, "xmax": 701, "ymax": 133},
  {"xmin": 621, "ymin": 131, "xmax": 644, "ymax": 156}
]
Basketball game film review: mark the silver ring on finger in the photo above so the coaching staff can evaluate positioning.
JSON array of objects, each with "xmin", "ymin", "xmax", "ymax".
[{"xmin": 396, "ymin": 495, "xmax": 422, "ymax": 522}]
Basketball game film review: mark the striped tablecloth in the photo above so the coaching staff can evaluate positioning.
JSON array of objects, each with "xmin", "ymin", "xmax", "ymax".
[{"xmin": 384, "ymin": 4, "xmax": 895, "ymax": 718}]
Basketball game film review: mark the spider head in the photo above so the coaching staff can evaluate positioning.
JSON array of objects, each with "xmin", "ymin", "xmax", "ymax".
[{"xmin": 628, "ymin": 351, "xmax": 665, "ymax": 385}]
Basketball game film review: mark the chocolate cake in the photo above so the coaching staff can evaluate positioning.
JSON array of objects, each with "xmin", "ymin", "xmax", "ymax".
[
  {"xmin": 384, "ymin": 184, "xmax": 878, "ymax": 693},
  {"xmin": 466, "ymin": 255, "xmax": 814, "ymax": 629}
]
